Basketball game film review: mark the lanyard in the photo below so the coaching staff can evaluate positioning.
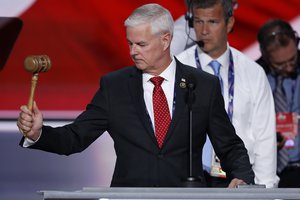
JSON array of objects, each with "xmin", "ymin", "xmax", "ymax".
[{"xmin": 194, "ymin": 48, "xmax": 235, "ymax": 121}]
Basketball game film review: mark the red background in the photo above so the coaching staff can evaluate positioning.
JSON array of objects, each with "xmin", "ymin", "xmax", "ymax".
[{"xmin": 0, "ymin": 0, "xmax": 299, "ymax": 114}]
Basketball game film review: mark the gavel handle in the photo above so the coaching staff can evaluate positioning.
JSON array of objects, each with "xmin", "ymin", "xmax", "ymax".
[{"xmin": 27, "ymin": 73, "xmax": 39, "ymax": 111}]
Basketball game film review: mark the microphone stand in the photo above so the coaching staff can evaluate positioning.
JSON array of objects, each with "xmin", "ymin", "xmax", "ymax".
[{"xmin": 182, "ymin": 83, "xmax": 203, "ymax": 187}]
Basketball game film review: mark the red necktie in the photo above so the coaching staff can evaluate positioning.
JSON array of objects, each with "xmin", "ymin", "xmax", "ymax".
[{"xmin": 150, "ymin": 76, "xmax": 171, "ymax": 148}]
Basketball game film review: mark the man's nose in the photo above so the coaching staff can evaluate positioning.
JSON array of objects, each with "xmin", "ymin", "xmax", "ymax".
[
  {"xmin": 201, "ymin": 23, "xmax": 209, "ymax": 35},
  {"xmin": 130, "ymin": 44, "xmax": 138, "ymax": 56}
]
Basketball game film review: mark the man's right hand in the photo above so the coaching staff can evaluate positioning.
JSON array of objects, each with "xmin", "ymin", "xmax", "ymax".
[{"xmin": 17, "ymin": 101, "xmax": 43, "ymax": 141}]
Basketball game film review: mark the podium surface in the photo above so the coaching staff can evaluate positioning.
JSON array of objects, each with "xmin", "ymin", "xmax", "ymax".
[{"xmin": 40, "ymin": 187, "xmax": 300, "ymax": 200}]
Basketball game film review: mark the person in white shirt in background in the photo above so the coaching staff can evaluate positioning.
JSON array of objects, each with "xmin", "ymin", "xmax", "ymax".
[
  {"xmin": 176, "ymin": 0, "xmax": 279, "ymax": 188},
  {"xmin": 171, "ymin": 0, "xmax": 238, "ymax": 55}
]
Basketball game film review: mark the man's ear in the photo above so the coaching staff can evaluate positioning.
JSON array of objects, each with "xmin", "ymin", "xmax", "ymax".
[
  {"xmin": 161, "ymin": 32, "xmax": 172, "ymax": 51},
  {"xmin": 227, "ymin": 16, "xmax": 235, "ymax": 34}
]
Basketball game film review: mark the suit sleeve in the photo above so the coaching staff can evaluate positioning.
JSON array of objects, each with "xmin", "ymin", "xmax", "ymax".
[{"xmin": 21, "ymin": 77, "xmax": 110, "ymax": 155}]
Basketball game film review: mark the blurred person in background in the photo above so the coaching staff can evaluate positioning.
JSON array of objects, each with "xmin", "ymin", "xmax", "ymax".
[{"xmin": 257, "ymin": 19, "xmax": 300, "ymax": 188}]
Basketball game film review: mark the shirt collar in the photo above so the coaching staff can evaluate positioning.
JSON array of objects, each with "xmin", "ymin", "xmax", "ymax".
[
  {"xmin": 197, "ymin": 43, "xmax": 230, "ymax": 70},
  {"xmin": 143, "ymin": 58, "xmax": 176, "ymax": 83}
]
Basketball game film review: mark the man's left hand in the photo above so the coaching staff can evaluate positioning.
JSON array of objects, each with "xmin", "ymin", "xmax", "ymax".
[{"xmin": 228, "ymin": 178, "xmax": 247, "ymax": 188}]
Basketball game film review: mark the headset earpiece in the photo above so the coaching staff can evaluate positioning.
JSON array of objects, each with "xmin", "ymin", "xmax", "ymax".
[
  {"xmin": 185, "ymin": 0, "xmax": 193, "ymax": 28},
  {"xmin": 185, "ymin": 13, "xmax": 193, "ymax": 28}
]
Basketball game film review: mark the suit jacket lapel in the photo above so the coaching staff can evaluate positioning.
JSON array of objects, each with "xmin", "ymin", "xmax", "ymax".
[
  {"xmin": 128, "ymin": 68, "xmax": 157, "ymax": 145},
  {"xmin": 163, "ymin": 59, "xmax": 189, "ymax": 146}
]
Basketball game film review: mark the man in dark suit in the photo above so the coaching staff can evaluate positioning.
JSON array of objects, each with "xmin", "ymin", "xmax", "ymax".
[{"xmin": 17, "ymin": 3, "xmax": 254, "ymax": 187}]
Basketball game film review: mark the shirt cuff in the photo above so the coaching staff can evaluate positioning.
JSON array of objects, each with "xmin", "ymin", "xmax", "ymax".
[{"xmin": 22, "ymin": 130, "xmax": 42, "ymax": 147}]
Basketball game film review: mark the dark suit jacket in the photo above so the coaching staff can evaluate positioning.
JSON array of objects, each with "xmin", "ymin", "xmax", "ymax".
[{"xmin": 22, "ymin": 58, "xmax": 254, "ymax": 187}]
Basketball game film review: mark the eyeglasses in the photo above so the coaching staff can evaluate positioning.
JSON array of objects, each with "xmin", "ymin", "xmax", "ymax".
[{"xmin": 269, "ymin": 53, "xmax": 298, "ymax": 70}]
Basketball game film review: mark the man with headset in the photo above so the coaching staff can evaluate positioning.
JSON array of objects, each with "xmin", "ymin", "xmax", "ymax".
[
  {"xmin": 256, "ymin": 19, "xmax": 300, "ymax": 188},
  {"xmin": 170, "ymin": 0, "xmax": 238, "ymax": 55},
  {"xmin": 176, "ymin": 0, "xmax": 278, "ymax": 188}
]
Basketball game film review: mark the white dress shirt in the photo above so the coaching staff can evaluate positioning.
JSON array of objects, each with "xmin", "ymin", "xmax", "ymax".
[
  {"xmin": 176, "ymin": 44, "xmax": 279, "ymax": 188},
  {"xmin": 143, "ymin": 58, "xmax": 176, "ymax": 132}
]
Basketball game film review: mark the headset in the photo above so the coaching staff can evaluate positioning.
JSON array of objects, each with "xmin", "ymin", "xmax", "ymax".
[
  {"xmin": 184, "ymin": 0, "xmax": 193, "ymax": 28},
  {"xmin": 183, "ymin": 0, "xmax": 204, "ymax": 48},
  {"xmin": 184, "ymin": 0, "xmax": 234, "ymax": 28},
  {"xmin": 184, "ymin": 0, "xmax": 194, "ymax": 28}
]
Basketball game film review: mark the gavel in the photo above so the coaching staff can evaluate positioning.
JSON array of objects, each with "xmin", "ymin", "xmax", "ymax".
[{"xmin": 24, "ymin": 55, "xmax": 51, "ymax": 111}]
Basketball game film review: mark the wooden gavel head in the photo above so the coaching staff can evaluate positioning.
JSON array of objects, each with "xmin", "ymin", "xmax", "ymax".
[
  {"xmin": 24, "ymin": 55, "xmax": 52, "ymax": 111},
  {"xmin": 24, "ymin": 55, "xmax": 51, "ymax": 73}
]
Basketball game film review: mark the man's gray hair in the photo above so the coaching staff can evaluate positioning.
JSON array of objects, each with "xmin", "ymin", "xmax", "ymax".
[{"xmin": 124, "ymin": 3, "xmax": 174, "ymax": 36}]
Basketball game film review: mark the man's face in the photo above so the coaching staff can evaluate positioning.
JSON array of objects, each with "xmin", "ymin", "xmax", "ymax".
[
  {"xmin": 192, "ymin": 3, "xmax": 234, "ymax": 58},
  {"xmin": 267, "ymin": 38, "xmax": 298, "ymax": 77},
  {"xmin": 126, "ymin": 23, "xmax": 169, "ymax": 75}
]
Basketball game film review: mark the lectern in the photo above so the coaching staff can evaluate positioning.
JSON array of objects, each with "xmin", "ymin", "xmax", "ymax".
[{"xmin": 39, "ymin": 187, "xmax": 300, "ymax": 200}]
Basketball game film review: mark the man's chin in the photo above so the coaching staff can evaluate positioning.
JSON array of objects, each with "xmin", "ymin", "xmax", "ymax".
[{"xmin": 135, "ymin": 64, "xmax": 146, "ymax": 71}]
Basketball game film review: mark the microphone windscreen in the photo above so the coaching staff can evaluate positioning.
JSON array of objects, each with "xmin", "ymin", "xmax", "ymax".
[{"xmin": 196, "ymin": 40, "xmax": 204, "ymax": 48}]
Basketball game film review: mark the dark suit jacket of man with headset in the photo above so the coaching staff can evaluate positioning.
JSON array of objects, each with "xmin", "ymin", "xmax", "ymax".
[{"xmin": 18, "ymin": 3, "xmax": 254, "ymax": 187}]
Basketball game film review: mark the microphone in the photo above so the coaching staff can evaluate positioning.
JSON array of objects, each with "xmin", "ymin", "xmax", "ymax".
[
  {"xmin": 0, "ymin": 17, "xmax": 23, "ymax": 71},
  {"xmin": 195, "ymin": 40, "xmax": 204, "ymax": 48},
  {"xmin": 186, "ymin": 31, "xmax": 204, "ymax": 48},
  {"xmin": 182, "ymin": 74, "xmax": 203, "ymax": 187},
  {"xmin": 24, "ymin": 55, "xmax": 52, "ymax": 111},
  {"xmin": 186, "ymin": 75, "xmax": 196, "ymax": 109},
  {"xmin": 185, "ymin": 27, "xmax": 204, "ymax": 49}
]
